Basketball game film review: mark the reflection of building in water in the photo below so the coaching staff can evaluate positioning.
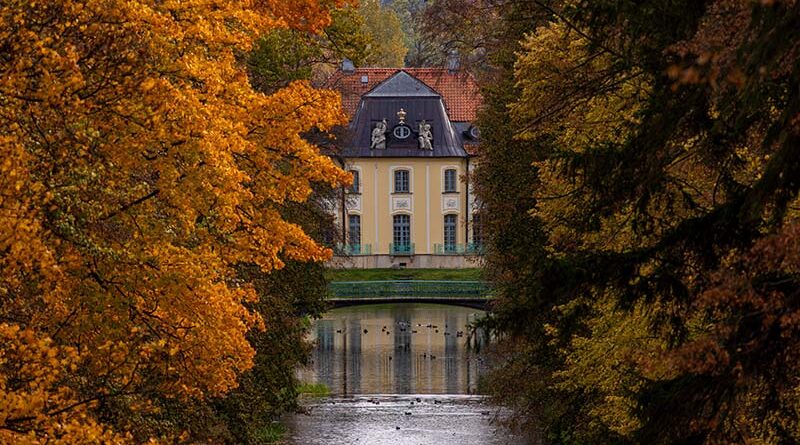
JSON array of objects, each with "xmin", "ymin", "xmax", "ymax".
[
  {"xmin": 301, "ymin": 305, "xmax": 486, "ymax": 395},
  {"xmin": 313, "ymin": 319, "xmax": 335, "ymax": 392},
  {"xmin": 345, "ymin": 318, "xmax": 362, "ymax": 394},
  {"xmin": 444, "ymin": 313, "xmax": 460, "ymax": 395},
  {"xmin": 356, "ymin": 313, "xmax": 395, "ymax": 394},
  {"xmin": 393, "ymin": 311, "xmax": 412, "ymax": 394}
]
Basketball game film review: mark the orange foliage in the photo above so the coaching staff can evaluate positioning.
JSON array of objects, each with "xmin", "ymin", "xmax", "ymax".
[
  {"xmin": 668, "ymin": 220, "xmax": 800, "ymax": 376},
  {"xmin": 656, "ymin": 220, "xmax": 800, "ymax": 442},
  {"xmin": 0, "ymin": 0, "xmax": 350, "ymax": 442},
  {"xmin": 0, "ymin": 325, "xmax": 126, "ymax": 444}
]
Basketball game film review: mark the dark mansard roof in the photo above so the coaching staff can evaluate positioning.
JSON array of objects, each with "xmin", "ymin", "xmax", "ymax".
[
  {"xmin": 323, "ymin": 67, "xmax": 481, "ymax": 121},
  {"xmin": 340, "ymin": 71, "xmax": 473, "ymax": 158}
]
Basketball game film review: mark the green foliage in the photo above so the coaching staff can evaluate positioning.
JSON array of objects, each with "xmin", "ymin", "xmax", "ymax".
[
  {"xmin": 359, "ymin": 0, "xmax": 408, "ymax": 67},
  {"xmin": 213, "ymin": 259, "xmax": 329, "ymax": 444},
  {"xmin": 253, "ymin": 422, "xmax": 287, "ymax": 444},
  {"xmin": 388, "ymin": 0, "xmax": 446, "ymax": 67},
  {"xmin": 249, "ymin": 6, "xmax": 371, "ymax": 92},
  {"xmin": 249, "ymin": 29, "xmax": 318, "ymax": 90},
  {"xmin": 250, "ymin": 1, "xmax": 408, "ymax": 73},
  {"xmin": 327, "ymin": 7, "xmax": 372, "ymax": 67},
  {"xmin": 466, "ymin": 5, "xmax": 579, "ymax": 440}
]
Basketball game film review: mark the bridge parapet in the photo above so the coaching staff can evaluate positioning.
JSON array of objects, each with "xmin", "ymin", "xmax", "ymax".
[{"xmin": 328, "ymin": 280, "xmax": 491, "ymax": 300}]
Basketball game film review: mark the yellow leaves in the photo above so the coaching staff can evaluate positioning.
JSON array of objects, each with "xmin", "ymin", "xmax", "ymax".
[
  {"xmin": 512, "ymin": 20, "xmax": 650, "ymax": 148},
  {"xmin": 0, "ymin": 324, "xmax": 128, "ymax": 444},
  {"xmin": 261, "ymin": 0, "xmax": 353, "ymax": 34},
  {"xmin": 140, "ymin": 78, "xmax": 157, "ymax": 92},
  {"xmin": 553, "ymin": 296, "xmax": 663, "ymax": 438},
  {"xmin": 1, "ymin": 0, "xmax": 349, "ymax": 441},
  {"xmin": 513, "ymin": 20, "xmax": 719, "ymax": 259}
]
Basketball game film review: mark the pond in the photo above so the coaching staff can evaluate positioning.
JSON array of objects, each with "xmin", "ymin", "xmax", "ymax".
[{"xmin": 285, "ymin": 303, "xmax": 523, "ymax": 445}]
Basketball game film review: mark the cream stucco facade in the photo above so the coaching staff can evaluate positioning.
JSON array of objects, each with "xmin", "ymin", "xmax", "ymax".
[
  {"xmin": 325, "ymin": 68, "xmax": 482, "ymax": 268},
  {"xmin": 338, "ymin": 157, "xmax": 476, "ymax": 256}
]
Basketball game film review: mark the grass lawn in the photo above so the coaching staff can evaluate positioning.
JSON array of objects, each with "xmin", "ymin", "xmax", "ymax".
[
  {"xmin": 296, "ymin": 382, "xmax": 330, "ymax": 397},
  {"xmin": 326, "ymin": 268, "xmax": 483, "ymax": 282},
  {"xmin": 254, "ymin": 422, "xmax": 286, "ymax": 444}
]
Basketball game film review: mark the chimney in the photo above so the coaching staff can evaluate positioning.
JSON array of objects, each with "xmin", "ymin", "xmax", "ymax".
[
  {"xmin": 342, "ymin": 58, "xmax": 355, "ymax": 74},
  {"xmin": 447, "ymin": 49, "xmax": 460, "ymax": 74}
]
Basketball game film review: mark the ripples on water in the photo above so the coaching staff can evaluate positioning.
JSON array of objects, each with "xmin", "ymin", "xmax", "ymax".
[
  {"xmin": 287, "ymin": 304, "xmax": 525, "ymax": 444},
  {"xmin": 284, "ymin": 395, "xmax": 519, "ymax": 445}
]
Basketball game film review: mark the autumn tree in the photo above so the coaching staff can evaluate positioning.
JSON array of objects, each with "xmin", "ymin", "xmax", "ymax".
[
  {"xmin": 471, "ymin": 0, "xmax": 800, "ymax": 443},
  {"xmin": 202, "ymin": 180, "xmax": 341, "ymax": 443},
  {"xmin": 388, "ymin": 0, "xmax": 446, "ymax": 67},
  {"xmin": 420, "ymin": 0, "xmax": 507, "ymax": 71},
  {"xmin": 248, "ymin": 6, "xmax": 371, "ymax": 92},
  {"xmin": 359, "ymin": 0, "xmax": 408, "ymax": 67},
  {"xmin": 0, "ymin": 0, "xmax": 351, "ymax": 442}
]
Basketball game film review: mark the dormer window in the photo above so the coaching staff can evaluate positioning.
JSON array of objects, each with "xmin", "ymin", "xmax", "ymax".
[{"xmin": 393, "ymin": 125, "xmax": 411, "ymax": 140}]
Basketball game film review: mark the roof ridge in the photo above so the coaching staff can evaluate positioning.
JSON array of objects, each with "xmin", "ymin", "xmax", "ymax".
[
  {"xmin": 364, "ymin": 70, "xmax": 439, "ymax": 97},
  {"xmin": 322, "ymin": 66, "xmax": 481, "ymax": 122}
]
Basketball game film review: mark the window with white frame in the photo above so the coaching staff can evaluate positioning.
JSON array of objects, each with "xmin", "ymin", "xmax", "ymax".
[
  {"xmin": 444, "ymin": 214, "xmax": 457, "ymax": 252},
  {"xmin": 393, "ymin": 214, "xmax": 411, "ymax": 249},
  {"xmin": 394, "ymin": 169, "xmax": 410, "ymax": 193},
  {"xmin": 444, "ymin": 168, "xmax": 457, "ymax": 193},
  {"xmin": 348, "ymin": 214, "xmax": 361, "ymax": 247},
  {"xmin": 348, "ymin": 169, "xmax": 360, "ymax": 194}
]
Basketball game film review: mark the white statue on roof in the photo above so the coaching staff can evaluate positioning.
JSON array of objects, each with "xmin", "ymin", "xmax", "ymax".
[
  {"xmin": 371, "ymin": 119, "xmax": 387, "ymax": 149},
  {"xmin": 418, "ymin": 120, "xmax": 433, "ymax": 150}
]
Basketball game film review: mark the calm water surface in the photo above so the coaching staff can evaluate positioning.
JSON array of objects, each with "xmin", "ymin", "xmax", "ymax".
[{"xmin": 285, "ymin": 304, "xmax": 523, "ymax": 445}]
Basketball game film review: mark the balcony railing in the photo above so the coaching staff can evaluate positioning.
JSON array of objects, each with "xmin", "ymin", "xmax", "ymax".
[
  {"xmin": 433, "ymin": 243, "xmax": 485, "ymax": 255},
  {"xmin": 334, "ymin": 244, "xmax": 372, "ymax": 256},
  {"xmin": 389, "ymin": 243, "xmax": 415, "ymax": 255}
]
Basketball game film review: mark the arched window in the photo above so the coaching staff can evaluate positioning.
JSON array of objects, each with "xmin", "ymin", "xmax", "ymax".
[
  {"xmin": 394, "ymin": 169, "xmax": 410, "ymax": 193},
  {"xmin": 443, "ymin": 169, "xmax": 457, "ymax": 193},
  {"xmin": 444, "ymin": 214, "xmax": 457, "ymax": 252},
  {"xmin": 348, "ymin": 169, "xmax": 360, "ymax": 194}
]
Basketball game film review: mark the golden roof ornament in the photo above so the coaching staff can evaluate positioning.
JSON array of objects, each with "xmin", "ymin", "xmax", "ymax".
[{"xmin": 397, "ymin": 108, "xmax": 407, "ymax": 124}]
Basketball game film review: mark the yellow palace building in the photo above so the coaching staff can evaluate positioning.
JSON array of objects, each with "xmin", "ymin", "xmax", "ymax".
[{"xmin": 324, "ymin": 61, "xmax": 483, "ymax": 268}]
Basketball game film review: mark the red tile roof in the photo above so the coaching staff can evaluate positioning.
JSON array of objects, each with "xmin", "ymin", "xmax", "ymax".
[{"xmin": 322, "ymin": 68, "xmax": 481, "ymax": 122}]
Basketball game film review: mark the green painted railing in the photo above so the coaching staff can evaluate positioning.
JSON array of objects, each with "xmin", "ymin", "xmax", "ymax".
[
  {"xmin": 432, "ymin": 243, "xmax": 485, "ymax": 255},
  {"xmin": 328, "ymin": 280, "xmax": 490, "ymax": 299},
  {"xmin": 335, "ymin": 244, "xmax": 372, "ymax": 255},
  {"xmin": 389, "ymin": 243, "xmax": 415, "ymax": 255}
]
